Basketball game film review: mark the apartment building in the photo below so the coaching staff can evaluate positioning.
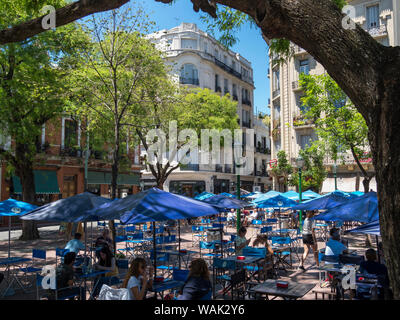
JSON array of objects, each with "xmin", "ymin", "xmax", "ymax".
[
  {"xmin": 143, "ymin": 23, "xmax": 271, "ymax": 196},
  {"xmin": 268, "ymin": 0, "xmax": 398, "ymax": 192},
  {"xmin": 0, "ymin": 118, "xmax": 141, "ymax": 227}
]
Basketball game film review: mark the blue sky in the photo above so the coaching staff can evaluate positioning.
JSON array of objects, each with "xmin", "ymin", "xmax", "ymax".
[{"xmin": 141, "ymin": 0, "xmax": 271, "ymax": 115}]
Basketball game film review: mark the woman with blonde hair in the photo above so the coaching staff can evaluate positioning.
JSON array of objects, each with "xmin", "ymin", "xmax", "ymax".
[{"xmin": 122, "ymin": 258, "xmax": 153, "ymax": 300}]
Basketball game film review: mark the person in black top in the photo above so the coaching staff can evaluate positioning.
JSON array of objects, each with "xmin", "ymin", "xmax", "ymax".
[
  {"xmin": 52, "ymin": 252, "xmax": 85, "ymax": 300},
  {"xmin": 177, "ymin": 258, "xmax": 212, "ymax": 300},
  {"xmin": 359, "ymin": 248, "xmax": 392, "ymax": 299}
]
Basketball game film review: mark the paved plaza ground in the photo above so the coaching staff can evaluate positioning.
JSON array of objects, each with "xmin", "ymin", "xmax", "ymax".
[{"xmin": 0, "ymin": 222, "xmax": 373, "ymax": 300}]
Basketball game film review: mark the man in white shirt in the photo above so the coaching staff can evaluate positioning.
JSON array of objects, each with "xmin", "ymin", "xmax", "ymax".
[{"xmin": 325, "ymin": 228, "xmax": 348, "ymax": 257}]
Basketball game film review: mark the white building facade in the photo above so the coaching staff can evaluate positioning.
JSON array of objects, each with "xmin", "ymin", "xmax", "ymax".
[
  {"xmin": 142, "ymin": 23, "xmax": 271, "ymax": 196},
  {"xmin": 268, "ymin": 0, "xmax": 398, "ymax": 193}
]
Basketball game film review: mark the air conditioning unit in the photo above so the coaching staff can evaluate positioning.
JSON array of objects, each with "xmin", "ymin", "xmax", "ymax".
[{"xmin": 253, "ymin": 186, "xmax": 261, "ymax": 192}]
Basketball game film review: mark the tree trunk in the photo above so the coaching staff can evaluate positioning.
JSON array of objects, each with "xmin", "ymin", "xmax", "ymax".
[
  {"xmin": 17, "ymin": 155, "xmax": 39, "ymax": 240},
  {"xmin": 362, "ymin": 177, "xmax": 371, "ymax": 193},
  {"xmin": 109, "ymin": 123, "xmax": 120, "ymax": 256}
]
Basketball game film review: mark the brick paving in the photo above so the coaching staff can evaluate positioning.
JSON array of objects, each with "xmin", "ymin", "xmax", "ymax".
[{"xmin": 0, "ymin": 222, "xmax": 373, "ymax": 300}]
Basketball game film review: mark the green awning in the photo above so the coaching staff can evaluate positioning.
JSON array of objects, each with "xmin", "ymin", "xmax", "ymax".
[
  {"xmin": 88, "ymin": 171, "xmax": 140, "ymax": 186},
  {"xmin": 12, "ymin": 170, "xmax": 60, "ymax": 194}
]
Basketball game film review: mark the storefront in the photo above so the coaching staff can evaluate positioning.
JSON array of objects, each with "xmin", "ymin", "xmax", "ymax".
[
  {"xmin": 87, "ymin": 171, "xmax": 140, "ymax": 198},
  {"xmin": 213, "ymin": 179, "xmax": 230, "ymax": 194},
  {"xmin": 169, "ymin": 180, "xmax": 206, "ymax": 198}
]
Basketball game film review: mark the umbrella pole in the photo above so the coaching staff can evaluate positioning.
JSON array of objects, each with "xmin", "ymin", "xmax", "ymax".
[
  {"xmin": 8, "ymin": 217, "xmax": 11, "ymax": 259},
  {"xmin": 220, "ymin": 213, "xmax": 223, "ymax": 258},
  {"xmin": 84, "ymin": 221, "xmax": 87, "ymax": 300},
  {"xmin": 153, "ymin": 221, "xmax": 156, "ymax": 279},
  {"xmin": 178, "ymin": 220, "xmax": 181, "ymax": 269}
]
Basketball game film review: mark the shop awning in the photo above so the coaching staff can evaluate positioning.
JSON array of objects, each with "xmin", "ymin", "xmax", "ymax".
[
  {"xmin": 12, "ymin": 170, "xmax": 60, "ymax": 194},
  {"xmin": 88, "ymin": 171, "xmax": 140, "ymax": 186}
]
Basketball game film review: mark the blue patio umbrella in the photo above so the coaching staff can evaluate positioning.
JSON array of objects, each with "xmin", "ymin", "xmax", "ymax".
[
  {"xmin": 256, "ymin": 194, "xmax": 298, "ymax": 209},
  {"xmin": 346, "ymin": 220, "xmax": 380, "ymax": 236},
  {"xmin": 87, "ymin": 188, "xmax": 221, "ymax": 225},
  {"xmin": 252, "ymin": 190, "xmax": 282, "ymax": 204},
  {"xmin": 291, "ymin": 190, "xmax": 353, "ymax": 211},
  {"xmin": 0, "ymin": 199, "xmax": 38, "ymax": 258},
  {"xmin": 201, "ymin": 194, "xmax": 249, "ymax": 210},
  {"xmin": 302, "ymin": 190, "xmax": 321, "ymax": 198},
  {"xmin": 219, "ymin": 192, "xmax": 235, "ymax": 198},
  {"xmin": 313, "ymin": 192, "xmax": 379, "ymax": 223},
  {"xmin": 20, "ymin": 192, "xmax": 112, "ymax": 222},
  {"xmin": 351, "ymin": 191, "xmax": 365, "ymax": 197},
  {"xmin": 282, "ymin": 190, "xmax": 313, "ymax": 201},
  {"xmin": 194, "ymin": 192, "xmax": 215, "ymax": 201}
]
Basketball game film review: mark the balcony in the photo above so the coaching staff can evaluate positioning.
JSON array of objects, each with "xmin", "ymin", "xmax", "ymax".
[
  {"xmin": 180, "ymin": 77, "xmax": 199, "ymax": 86},
  {"xmin": 60, "ymin": 147, "xmax": 82, "ymax": 158},
  {"xmin": 233, "ymin": 94, "xmax": 238, "ymax": 101},
  {"xmin": 242, "ymin": 120, "xmax": 252, "ymax": 128},
  {"xmin": 180, "ymin": 163, "xmax": 199, "ymax": 171},
  {"xmin": 214, "ymin": 58, "xmax": 242, "ymax": 80},
  {"xmin": 292, "ymin": 80, "xmax": 302, "ymax": 91},
  {"xmin": 90, "ymin": 150, "xmax": 107, "ymax": 160},
  {"xmin": 242, "ymin": 99, "xmax": 252, "ymax": 107},
  {"xmin": 215, "ymin": 164, "xmax": 223, "ymax": 172},
  {"xmin": 215, "ymin": 86, "xmax": 222, "ymax": 93},
  {"xmin": 293, "ymin": 114, "xmax": 315, "ymax": 128},
  {"xmin": 367, "ymin": 24, "xmax": 387, "ymax": 38},
  {"xmin": 224, "ymin": 88, "xmax": 230, "ymax": 95},
  {"xmin": 272, "ymin": 89, "xmax": 280, "ymax": 99},
  {"xmin": 224, "ymin": 164, "xmax": 232, "ymax": 173},
  {"xmin": 293, "ymin": 44, "xmax": 307, "ymax": 55}
]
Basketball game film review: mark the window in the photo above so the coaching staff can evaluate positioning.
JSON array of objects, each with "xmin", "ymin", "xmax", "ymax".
[
  {"xmin": 180, "ymin": 64, "xmax": 199, "ymax": 85},
  {"xmin": 224, "ymin": 79, "xmax": 229, "ymax": 94},
  {"xmin": 232, "ymin": 84, "xmax": 238, "ymax": 99},
  {"xmin": 181, "ymin": 39, "xmax": 197, "ymax": 49},
  {"xmin": 367, "ymin": 5, "xmax": 379, "ymax": 29},
  {"xmin": 215, "ymin": 74, "xmax": 220, "ymax": 91},
  {"xmin": 300, "ymin": 135, "xmax": 312, "ymax": 150},
  {"xmin": 273, "ymin": 69, "xmax": 280, "ymax": 90},
  {"xmin": 299, "ymin": 59, "xmax": 309, "ymax": 75},
  {"xmin": 64, "ymin": 119, "xmax": 78, "ymax": 149},
  {"xmin": 204, "ymin": 42, "xmax": 208, "ymax": 53},
  {"xmin": 232, "ymin": 61, "xmax": 236, "ymax": 70}
]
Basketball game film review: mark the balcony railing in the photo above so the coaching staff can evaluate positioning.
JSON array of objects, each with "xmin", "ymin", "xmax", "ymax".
[
  {"xmin": 215, "ymin": 164, "xmax": 223, "ymax": 172},
  {"xmin": 292, "ymin": 80, "xmax": 302, "ymax": 91},
  {"xmin": 242, "ymin": 120, "xmax": 251, "ymax": 128},
  {"xmin": 214, "ymin": 58, "xmax": 242, "ymax": 80},
  {"xmin": 233, "ymin": 94, "xmax": 238, "ymax": 101},
  {"xmin": 215, "ymin": 86, "xmax": 222, "ymax": 93},
  {"xmin": 242, "ymin": 99, "xmax": 252, "ymax": 106},
  {"xmin": 293, "ymin": 44, "xmax": 306, "ymax": 54},
  {"xmin": 180, "ymin": 163, "xmax": 199, "ymax": 171},
  {"xmin": 60, "ymin": 147, "xmax": 82, "ymax": 157},
  {"xmin": 293, "ymin": 114, "xmax": 315, "ymax": 127},
  {"xmin": 180, "ymin": 77, "xmax": 199, "ymax": 85},
  {"xmin": 224, "ymin": 164, "xmax": 232, "ymax": 173},
  {"xmin": 367, "ymin": 24, "xmax": 387, "ymax": 37},
  {"xmin": 272, "ymin": 89, "xmax": 280, "ymax": 99}
]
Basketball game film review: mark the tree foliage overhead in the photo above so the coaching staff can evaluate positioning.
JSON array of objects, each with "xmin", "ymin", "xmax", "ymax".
[{"xmin": 299, "ymin": 73, "xmax": 373, "ymax": 191}]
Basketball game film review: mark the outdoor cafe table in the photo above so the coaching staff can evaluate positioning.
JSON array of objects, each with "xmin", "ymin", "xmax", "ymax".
[
  {"xmin": 75, "ymin": 270, "xmax": 109, "ymax": 300},
  {"xmin": 250, "ymin": 279, "xmax": 315, "ymax": 300},
  {"xmin": 0, "ymin": 257, "xmax": 31, "ymax": 297},
  {"xmin": 218, "ymin": 255, "xmax": 264, "ymax": 283},
  {"xmin": 149, "ymin": 279, "xmax": 185, "ymax": 300}
]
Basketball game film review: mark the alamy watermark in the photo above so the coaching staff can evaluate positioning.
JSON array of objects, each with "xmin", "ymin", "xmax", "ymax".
[{"xmin": 144, "ymin": 121, "xmax": 255, "ymax": 176}]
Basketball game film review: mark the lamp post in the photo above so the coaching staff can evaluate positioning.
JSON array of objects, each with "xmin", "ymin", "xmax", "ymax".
[
  {"xmin": 296, "ymin": 156, "xmax": 305, "ymax": 231},
  {"xmin": 333, "ymin": 162, "xmax": 338, "ymax": 190}
]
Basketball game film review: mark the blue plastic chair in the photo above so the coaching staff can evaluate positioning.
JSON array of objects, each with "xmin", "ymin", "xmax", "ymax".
[
  {"xmin": 199, "ymin": 241, "xmax": 221, "ymax": 264},
  {"xmin": 271, "ymin": 237, "xmax": 292, "ymax": 270},
  {"xmin": 19, "ymin": 249, "xmax": 47, "ymax": 285},
  {"xmin": 260, "ymin": 226, "xmax": 272, "ymax": 234},
  {"xmin": 151, "ymin": 252, "xmax": 173, "ymax": 277}
]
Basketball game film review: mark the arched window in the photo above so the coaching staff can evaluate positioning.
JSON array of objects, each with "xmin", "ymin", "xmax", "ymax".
[{"xmin": 180, "ymin": 64, "xmax": 199, "ymax": 85}]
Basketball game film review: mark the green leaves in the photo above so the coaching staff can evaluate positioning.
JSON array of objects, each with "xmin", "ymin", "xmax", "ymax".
[{"xmin": 299, "ymin": 73, "xmax": 369, "ymax": 166}]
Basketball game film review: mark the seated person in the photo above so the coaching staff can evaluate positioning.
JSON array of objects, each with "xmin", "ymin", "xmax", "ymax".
[
  {"xmin": 95, "ymin": 229, "xmax": 113, "ymax": 250},
  {"xmin": 324, "ymin": 228, "xmax": 348, "ymax": 258},
  {"xmin": 227, "ymin": 209, "xmax": 236, "ymax": 223},
  {"xmin": 235, "ymin": 226, "xmax": 251, "ymax": 255},
  {"xmin": 122, "ymin": 258, "xmax": 153, "ymax": 300},
  {"xmin": 177, "ymin": 258, "xmax": 212, "ymax": 300},
  {"xmin": 245, "ymin": 210, "xmax": 259, "ymax": 225},
  {"xmin": 65, "ymin": 232, "xmax": 85, "ymax": 255},
  {"xmin": 358, "ymin": 249, "xmax": 391, "ymax": 299},
  {"xmin": 51, "ymin": 252, "xmax": 85, "ymax": 300},
  {"xmin": 253, "ymin": 234, "xmax": 274, "ymax": 255},
  {"xmin": 91, "ymin": 246, "xmax": 119, "ymax": 299}
]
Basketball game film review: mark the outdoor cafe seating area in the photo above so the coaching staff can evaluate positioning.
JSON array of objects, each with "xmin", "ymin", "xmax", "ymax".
[{"xmin": 0, "ymin": 188, "xmax": 386, "ymax": 300}]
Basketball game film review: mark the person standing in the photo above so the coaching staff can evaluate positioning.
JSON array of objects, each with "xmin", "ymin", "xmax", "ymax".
[{"xmin": 298, "ymin": 211, "xmax": 319, "ymax": 271}]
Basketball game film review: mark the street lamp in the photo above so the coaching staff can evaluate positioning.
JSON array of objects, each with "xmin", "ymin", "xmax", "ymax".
[
  {"xmin": 333, "ymin": 162, "xmax": 338, "ymax": 190},
  {"xmin": 296, "ymin": 156, "xmax": 305, "ymax": 231}
]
